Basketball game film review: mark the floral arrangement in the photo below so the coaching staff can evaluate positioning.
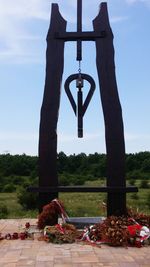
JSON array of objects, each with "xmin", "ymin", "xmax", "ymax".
[
  {"xmin": 80, "ymin": 216, "xmax": 150, "ymax": 247},
  {"xmin": 37, "ymin": 199, "xmax": 68, "ymax": 229},
  {"xmin": 37, "ymin": 199, "xmax": 150, "ymax": 247},
  {"xmin": 0, "ymin": 199, "xmax": 150, "ymax": 248},
  {"xmin": 127, "ymin": 208, "xmax": 150, "ymax": 228},
  {"xmin": 41, "ymin": 223, "xmax": 79, "ymax": 244}
]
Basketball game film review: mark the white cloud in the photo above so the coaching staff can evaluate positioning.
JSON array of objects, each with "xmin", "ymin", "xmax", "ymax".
[
  {"xmin": 0, "ymin": 0, "xmax": 50, "ymax": 63},
  {"xmin": 126, "ymin": 0, "xmax": 138, "ymax": 3},
  {"xmin": 0, "ymin": 130, "xmax": 149, "ymax": 155},
  {"xmin": 126, "ymin": 0, "xmax": 150, "ymax": 6},
  {"xmin": 0, "ymin": 0, "xmax": 78, "ymax": 63},
  {"xmin": 0, "ymin": 132, "xmax": 38, "ymax": 141},
  {"xmin": 0, "ymin": 0, "xmax": 49, "ymax": 20},
  {"xmin": 125, "ymin": 133, "xmax": 150, "ymax": 141},
  {"xmin": 59, "ymin": 132, "xmax": 102, "ymax": 143},
  {"xmin": 110, "ymin": 16, "xmax": 128, "ymax": 23},
  {"xmin": 0, "ymin": 0, "xmax": 129, "ymax": 64},
  {"xmin": 0, "ymin": 131, "xmax": 38, "ymax": 155},
  {"xmin": 0, "ymin": 131, "xmax": 102, "ymax": 143}
]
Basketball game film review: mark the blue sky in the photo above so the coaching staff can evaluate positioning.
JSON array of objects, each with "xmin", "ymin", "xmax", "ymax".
[{"xmin": 0, "ymin": 0, "xmax": 150, "ymax": 155}]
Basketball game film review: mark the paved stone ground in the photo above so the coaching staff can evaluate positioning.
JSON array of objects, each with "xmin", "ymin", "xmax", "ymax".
[{"xmin": 0, "ymin": 219, "xmax": 150, "ymax": 267}]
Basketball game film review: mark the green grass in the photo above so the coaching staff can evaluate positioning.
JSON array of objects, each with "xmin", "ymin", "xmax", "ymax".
[
  {"xmin": 0, "ymin": 193, "xmax": 38, "ymax": 218},
  {"xmin": 0, "ymin": 188, "xmax": 149, "ymax": 219},
  {"xmin": 127, "ymin": 189, "xmax": 150, "ymax": 214},
  {"xmin": 60, "ymin": 192, "xmax": 107, "ymax": 217}
]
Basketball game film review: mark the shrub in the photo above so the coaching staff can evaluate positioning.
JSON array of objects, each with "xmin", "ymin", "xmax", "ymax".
[
  {"xmin": 59, "ymin": 174, "xmax": 70, "ymax": 186},
  {"xmin": 146, "ymin": 193, "xmax": 150, "ymax": 209},
  {"xmin": 17, "ymin": 186, "xmax": 38, "ymax": 210},
  {"xmin": 3, "ymin": 183, "xmax": 16, "ymax": 192},
  {"xmin": 130, "ymin": 193, "xmax": 139, "ymax": 200},
  {"xmin": 0, "ymin": 204, "xmax": 8, "ymax": 219},
  {"xmin": 59, "ymin": 174, "xmax": 86, "ymax": 186},
  {"xmin": 139, "ymin": 180, "xmax": 149, "ymax": 189},
  {"xmin": 129, "ymin": 179, "xmax": 136, "ymax": 186}
]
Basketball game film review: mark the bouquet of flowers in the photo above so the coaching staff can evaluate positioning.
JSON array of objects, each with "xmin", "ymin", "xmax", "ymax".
[
  {"xmin": 43, "ymin": 223, "xmax": 79, "ymax": 244},
  {"xmin": 38, "ymin": 199, "xmax": 68, "ymax": 229},
  {"xmin": 80, "ymin": 215, "xmax": 150, "ymax": 247}
]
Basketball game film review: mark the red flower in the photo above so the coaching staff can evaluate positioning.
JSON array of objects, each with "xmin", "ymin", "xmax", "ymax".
[
  {"xmin": 25, "ymin": 222, "xmax": 30, "ymax": 229},
  {"xmin": 127, "ymin": 224, "xmax": 142, "ymax": 237}
]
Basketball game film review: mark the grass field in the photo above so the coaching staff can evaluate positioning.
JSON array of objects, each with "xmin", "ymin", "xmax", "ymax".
[
  {"xmin": 0, "ymin": 185, "xmax": 149, "ymax": 219},
  {"xmin": 0, "ymin": 193, "xmax": 38, "ymax": 218}
]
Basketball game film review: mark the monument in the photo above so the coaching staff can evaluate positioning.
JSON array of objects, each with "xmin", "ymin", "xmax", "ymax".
[{"xmin": 29, "ymin": 0, "xmax": 138, "ymax": 218}]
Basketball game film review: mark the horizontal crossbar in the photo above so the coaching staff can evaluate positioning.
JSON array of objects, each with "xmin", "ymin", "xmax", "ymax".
[
  {"xmin": 51, "ymin": 31, "xmax": 106, "ymax": 41},
  {"xmin": 27, "ymin": 186, "xmax": 138, "ymax": 193}
]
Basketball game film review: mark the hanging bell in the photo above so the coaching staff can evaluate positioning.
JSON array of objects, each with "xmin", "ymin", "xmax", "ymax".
[
  {"xmin": 76, "ymin": 74, "xmax": 83, "ymax": 89},
  {"xmin": 77, "ymin": 76, "xmax": 83, "ymax": 137},
  {"xmin": 64, "ymin": 73, "xmax": 96, "ymax": 138}
]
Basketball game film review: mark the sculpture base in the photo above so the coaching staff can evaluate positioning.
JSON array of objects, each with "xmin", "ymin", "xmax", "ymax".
[{"xmin": 66, "ymin": 217, "xmax": 105, "ymax": 229}]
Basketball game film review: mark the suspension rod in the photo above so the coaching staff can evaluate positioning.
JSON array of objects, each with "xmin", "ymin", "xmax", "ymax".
[{"xmin": 77, "ymin": 0, "xmax": 82, "ymax": 61}]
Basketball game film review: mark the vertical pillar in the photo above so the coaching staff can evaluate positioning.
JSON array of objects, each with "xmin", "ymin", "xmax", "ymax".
[
  {"xmin": 93, "ymin": 3, "xmax": 126, "ymax": 216},
  {"xmin": 38, "ymin": 4, "xmax": 66, "ymax": 212}
]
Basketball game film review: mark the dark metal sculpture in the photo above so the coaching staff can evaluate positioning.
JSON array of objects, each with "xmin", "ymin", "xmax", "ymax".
[
  {"xmin": 28, "ymin": 0, "xmax": 138, "ymax": 216},
  {"xmin": 93, "ymin": 4, "xmax": 127, "ymax": 215},
  {"xmin": 38, "ymin": 5, "xmax": 66, "ymax": 214},
  {"xmin": 65, "ymin": 73, "xmax": 95, "ymax": 137}
]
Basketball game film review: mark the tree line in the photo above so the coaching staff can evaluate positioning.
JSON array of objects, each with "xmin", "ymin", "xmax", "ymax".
[{"xmin": 0, "ymin": 151, "xmax": 150, "ymax": 192}]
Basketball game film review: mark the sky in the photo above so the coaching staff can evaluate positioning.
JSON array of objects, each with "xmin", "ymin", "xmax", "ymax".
[{"xmin": 0, "ymin": 0, "xmax": 150, "ymax": 156}]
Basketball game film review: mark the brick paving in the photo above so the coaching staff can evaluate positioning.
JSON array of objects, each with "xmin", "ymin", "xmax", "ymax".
[{"xmin": 0, "ymin": 219, "xmax": 150, "ymax": 267}]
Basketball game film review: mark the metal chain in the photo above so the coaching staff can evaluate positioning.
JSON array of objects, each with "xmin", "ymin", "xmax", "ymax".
[{"xmin": 78, "ymin": 60, "xmax": 81, "ymax": 74}]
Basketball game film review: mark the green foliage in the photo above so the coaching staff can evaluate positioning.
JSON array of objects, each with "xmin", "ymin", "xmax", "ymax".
[
  {"xmin": 2, "ymin": 183, "xmax": 16, "ymax": 192},
  {"xmin": 129, "ymin": 179, "xmax": 136, "ymax": 186},
  {"xmin": 146, "ymin": 193, "xmax": 150, "ymax": 209},
  {"xmin": 0, "ymin": 175, "xmax": 30, "ymax": 193},
  {"xmin": 0, "ymin": 204, "xmax": 8, "ymax": 219},
  {"xmin": 0, "ymin": 153, "xmax": 38, "ymax": 177},
  {"xmin": 127, "ymin": 189, "xmax": 150, "ymax": 214},
  {"xmin": 57, "ymin": 152, "xmax": 107, "ymax": 178},
  {"xmin": 139, "ymin": 180, "xmax": 149, "ymax": 189},
  {"xmin": 0, "ymin": 188, "xmax": 150, "ymax": 218},
  {"xmin": 0, "ymin": 193, "xmax": 38, "ymax": 218},
  {"xmin": 17, "ymin": 185, "xmax": 38, "ymax": 210},
  {"xmin": 0, "ymin": 152, "xmax": 150, "ymax": 193},
  {"xmin": 59, "ymin": 174, "xmax": 70, "ymax": 186},
  {"xmin": 60, "ymin": 192, "xmax": 107, "ymax": 217},
  {"xmin": 130, "ymin": 193, "xmax": 139, "ymax": 200},
  {"xmin": 127, "ymin": 170, "xmax": 149, "ymax": 180},
  {"xmin": 141, "ymin": 159, "xmax": 150, "ymax": 172}
]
